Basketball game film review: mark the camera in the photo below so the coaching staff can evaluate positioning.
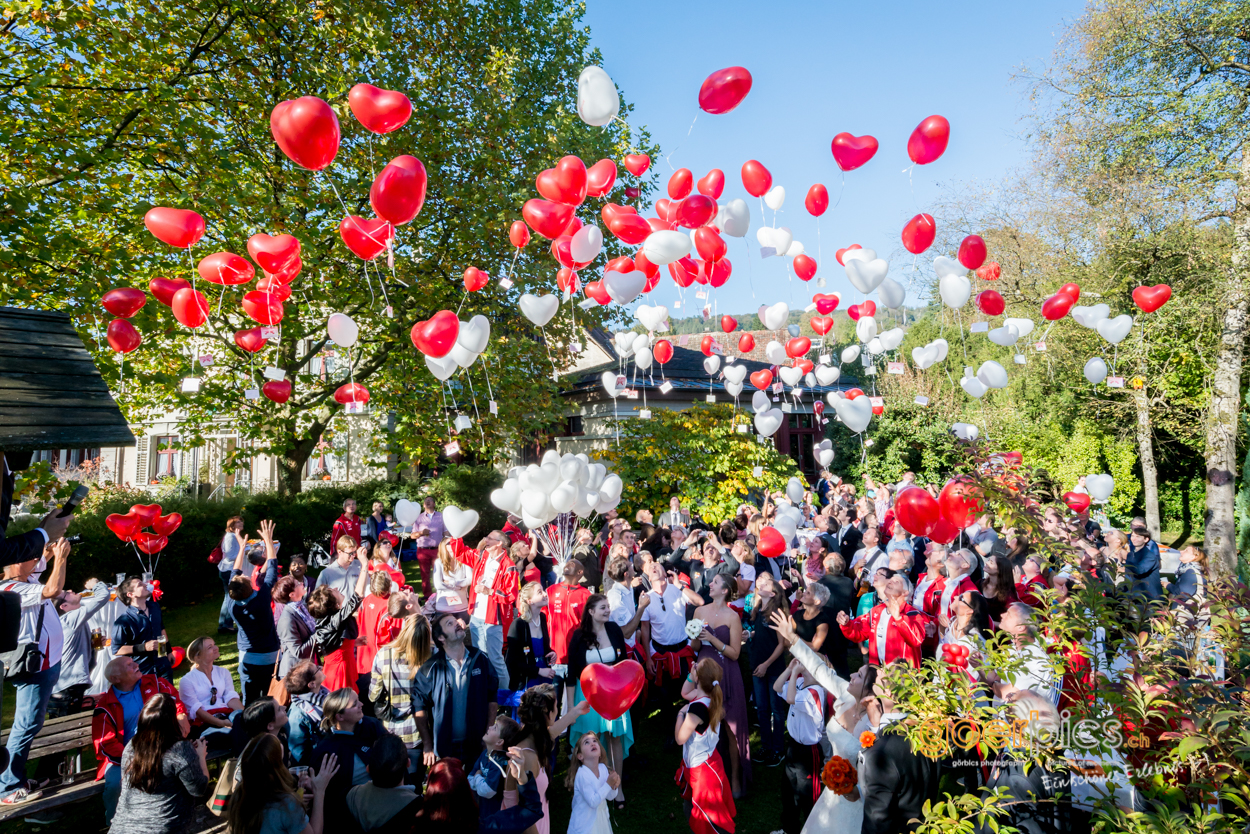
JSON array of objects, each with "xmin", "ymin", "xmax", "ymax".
[{"xmin": 65, "ymin": 534, "xmax": 83, "ymax": 545}]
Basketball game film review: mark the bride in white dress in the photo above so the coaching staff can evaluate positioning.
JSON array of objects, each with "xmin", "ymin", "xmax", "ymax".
[{"xmin": 770, "ymin": 610, "xmax": 879, "ymax": 834}]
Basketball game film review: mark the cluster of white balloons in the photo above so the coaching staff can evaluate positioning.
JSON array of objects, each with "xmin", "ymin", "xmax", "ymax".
[
  {"xmin": 960, "ymin": 361, "xmax": 1009, "ymax": 398},
  {"xmin": 426, "ymin": 315, "xmax": 491, "ymax": 381},
  {"xmin": 491, "ymin": 449, "xmax": 625, "ymax": 527},
  {"xmin": 771, "ymin": 491, "xmax": 806, "ymax": 541}
]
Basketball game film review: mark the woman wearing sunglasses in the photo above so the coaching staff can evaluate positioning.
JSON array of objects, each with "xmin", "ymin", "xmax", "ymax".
[{"xmin": 177, "ymin": 636, "xmax": 242, "ymax": 750}]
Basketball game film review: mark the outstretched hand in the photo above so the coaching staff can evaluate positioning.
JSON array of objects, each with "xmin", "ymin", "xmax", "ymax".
[
  {"xmin": 311, "ymin": 753, "xmax": 339, "ymax": 793},
  {"xmin": 768, "ymin": 609, "xmax": 796, "ymax": 645}
]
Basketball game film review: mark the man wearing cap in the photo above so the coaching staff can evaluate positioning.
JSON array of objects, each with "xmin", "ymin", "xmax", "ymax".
[{"xmin": 1125, "ymin": 520, "xmax": 1162, "ymax": 605}]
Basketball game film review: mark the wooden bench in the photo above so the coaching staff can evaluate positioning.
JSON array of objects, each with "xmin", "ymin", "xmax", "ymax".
[{"xmin": 0, "ymin": 711, "xmax": 100, "ymax": 822}]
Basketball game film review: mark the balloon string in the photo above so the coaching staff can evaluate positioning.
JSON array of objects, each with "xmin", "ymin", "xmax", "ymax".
[
  {"xmin": 482, "ymin": 355, "xmax": 496, "ymax": 402},
  {"xmin": 439, "ymin": 381, "xmax": 452, "ymax": 435},
  {"xmin": 321, "ymin": 172, "xmax": 353, "ymax": 219},
  {"xmin": 663, "ymin": 113, "xmax": 699, "ymax": 169},
  {"xmin": 957, "ymin": 309, "xmax": 968, "ymax": 362},
  {"xmin": 119, "ymin": 354, "xmax": 125, "ymax": 396},
  {"xmin": 507, "ymin": 249, "xmax": 520, "ymax": 282},
  {"xmin": 363, "ymin": 259, "xmax": 376, "ymax": 308},
  {"xmin": 463, "ymin": 369, "xmax": 485, "ymax": 439}
]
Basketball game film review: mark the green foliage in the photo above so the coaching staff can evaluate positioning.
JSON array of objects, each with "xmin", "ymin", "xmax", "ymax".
[
  {"xmin": 599, "ymin": 404, "xmax": 801, "ymax": 524},
  {"xmin": 826, "ymin": 402, "xmax": 966, "ymax": 486}
]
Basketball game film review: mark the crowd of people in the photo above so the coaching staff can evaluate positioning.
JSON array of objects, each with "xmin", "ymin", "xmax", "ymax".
[{"xmin": 0, "ymin": 468, "xmax": 1217, "ymax": 834}]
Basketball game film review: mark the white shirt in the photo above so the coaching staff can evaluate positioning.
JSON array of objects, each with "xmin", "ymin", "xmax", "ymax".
[
  {"xmin": 784, "ymin": 678, "xmax": 827, "ymax": 746},
  {"xmin": 179, "ymin": 664, "xmax": 240, "ymax": 718},
  {"xmin": 433, "ymin": 558, "xmax": 471, "ymax": 613},
  {"xmin": 473, "ymin": 554, "xmax": 502, "ymax": 620},
  {"xmin": 737, "ymin": 563, "xmax": 757, "ymax": 590},
  {"xmin": 640, "ymin": 584, "xmax": 687, "ymax": 646},
  {"xmin": 2, "ymin": 577, "xmax": 63, "ymax": 670},
  {"xmin": 605, "ymin": 582, "xmax": 637, "ymax": 647},
  {"xmin": 568, "ymin": 762, "xmax": 616, "ymax": 834},
  {"xmin": 874, "ymin": 609, "xmax": 893, "ymax": 665},
  {"xmin": 1002, "ymin": 640, "xmax": 1060, "ymax": 705},
  {"xmin": 852, "ymin": 546, "xmax": 885, "ymax": 577}
]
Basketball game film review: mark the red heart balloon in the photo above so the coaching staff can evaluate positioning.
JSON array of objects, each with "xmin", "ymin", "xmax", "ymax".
[
  {"xmin": 697, "ymin": 169, "xmax": 725, "ymax": 199},
  {"xmin": 410, "ymin": 310, "xmax": 460, "ymax": 358},
  {"xmin": 750, "ymin": 369, "xmax": 773, "ymax": 390},
  {"xmin": 810, "ymin": 316, "xmax": 834, "ymax": 336},
  {"xmin": 907, "ymin": 115, "xmax": 950, "ymax": 165},
  {"xmin": 547, "ymin": 155, "xmax": 588, "ymax": 206},
  {"xmin": 136, "ymin": 532, "xmax": 168, "ymax": 555},
  {"xmin": 106, "ymin": 513, "xmax": 141, "ymax": 542},
  {"xmin": 757, "ymin": 526, "xmax": 786, "ymax": 557},
  {"xmin": 738, "ymin": 334, "xmax": 756, "ymax": 352},
  {"xmin": 522, "ymin": 199, "xmax": 575, "ymax": 240},
  {"xmin": 584, "ymin": 280, "xmax": 611, "ymax": 305},
  {"xmin": 805, "ymin": 184, "xmax": 829, "ymax": 216},
  {"xmin": 721, "ymin": 315, "xmax": 738, "ymax": 333},
  {"xmin": 509, "ymin": 221, "xmax": 530, "ymax": 249},
  {"xmin": 463, "ymin": 267, "xmax": 489, "ymax": 292},
  {"xmin": 901, "ymin": 213, "xmax": 936, "ymax": 255},
  {"xmin": 693, "ymin": 227, "xmax": 726, "ymax": 263},
  {"xmin": 267, "ymin": 256, "xmax": 302, "ymax": 283},
  {"xmin": 786, "ymin": 337, "xmax": 811, "ymax": 358},
  {"xmin": 928, "ymin": 517, "xmax": 959, "ymax": 545},
  {"xmin": 830, "ymin": 133, "xmax": 879, "ymax": 171},
  {"xmin": 107, "ymin": 319, "xmax": 141, "ymax": 353},
  {"xmin": 937, "ymin": 479, "xmax": 983, "ymax": 529},
  {"xmin": 976, "ymin": 290, "xmax": 1005, "ymax": 317},
  {"xmin": 624, "ymin": 186, "xmax": 640, "ymax": 199},
  {"xmin": 257, "ymin": 277, "xmax": 292, "ymax": 302},
  {"xmin": 634, "ymin": 251, "xmax": 660, "ymax": 282},
  {"xmin": 848, "ymin": 300, "xmax": 876, "ymax": 321},
  {"xmin": 976, "ymin": 262, "xmax": 1002, "ymax": 281},
  {"xmin": 102, "ymin": 288, "xmax": 147, "ymax": 318},
  {"xmin": 958, "ymin": 235, "xmax": 987, "ymax": 270},
  {"xmin": 698, "ymin": 335, "xmax": 716, "ymax": 357},
  {"xmin": 655, "ymin": 199, "xmax": 679, "ymax": 226},
  {"xmin": 234, "ymin": 328, "xmax": 267, "ymax": 353},
  {"xmin": 144, "ymin": 207, "xmax": 205, "ymax": 249},
  {"xmin": 334, "ymin": 382, "xmax": 369, "ymax": 404},
  {"xmin": 1058, "ymin": 283, "xmax": 1081, "ymax": 301},
  {"xmin": 741, "ymin": 160, "xmax": 772, "ymax": 198},
  {"xmin": 653, "ymin": 339, "xmax": 674, "ymax": 364},
  {"xmin": 152, "ymin": 512, "xmax": 182, "ymax": 537},
  {"xmin": 793, "ymin": 254, "xmax": 817, "ymax": 282},
  {"xmin": 845, "ymin": 388, "xmax": 864, "ymax": 399},
  {"xmin": 1041, "ymin": 293, "xmax": 1075, "ymax": 321},
  {"xmin": 270, "ymin": 96, "xmax": 339, "ymax": 170},
  {"xmin": 556, "ymin": 268, "xmax": 580, "ymax": 295},
  {"xmin": 698, "ymin": 66, "xmax": 752, "ymax": 115},
  {"xmin": 371, "ymin": 155, "xmax": 427, "ymax": 226},
  {"xmin": 339, "ymin": 216, "xmax": 394, "ymax": 260},
  {"xmin": 149, "ymin": 277, "xmax": 190, "ymax": 307},
  {"xmin": 550, "ymin": 235, "xmax": 578, "ymax": 270},
  {"xmin": 171, "ymin": 287, "xmax": 210, "ymax": 329},
  {"xmin": 622, "ymin": 154, "xmax": 651, "ymax": 177},
  {"xmin": 798, "ymin": 358, "xmax": 814, "ymax": 375},
  {"xmin": 667, "ymin": 168, "xmax": 693, "ymax": 200},
  {"xmin": 600, "ymin": 202, "xmax": 635, "ymax": 225},
  {"xmin": 131, "ymin": 504, "xmax": 162, "ymax": 527},
  {"xmin": 585, "ymin": 159, "xmax": 617, "ymax": 198},
  {"xmin": 580, "ymin": 660, "xmax": 646, "ymax": 721},
  {"xmin": 241, "ymin": 291, "xmax": 284, "ymax": 325},
  {"xmin": 605, "ymin": 255, "xmax": 635, "ymax": 274},
  {"xmin": 607, "ymin": 213, "xmax": 651, "ymax": 245},
  {"xmin": 169, "ymin": 646, "xmax": 187, "ymax": 669},
  {"xmin": 247, "ymin": 234, "xmax": 301, "ymax": 275},
  {"xmin": 197, "ymin": 252, "xmax": 255, "ymax": 286},
  {"xmin": 834, "ymin": 244, "xmax": 861, "ymax": 266},
  {"xmin": 262, "ymin": 379, "xmax": 292, "ymax": 403},
  {"xmin": 1063, "ymin": 492, "xmax": 1092, "ymax": 514},
  {"xmin": 668, "ymin": 257, "xmax": 698, "ymax": 289},
  {"xmin": 813, "ymin": 293, "xmax": 841, "ymax": 315},
  {"xmin": 347, "ymin": 83, "xmax": 412, "ymax": 134},
  {"xmin": 1133, "ymin": 284, "xmax": 1171, "ymax": 313},
  {"xmin": 705, "ymin": 258, "xmax": 732, "ymax": 288},
  {"xmin": 895, "ymin": 488, "xmax": 941, "ymax": 537},
  {"xmin": 677, "ymin": 195, "xmax": 716, "ymax": 229}
]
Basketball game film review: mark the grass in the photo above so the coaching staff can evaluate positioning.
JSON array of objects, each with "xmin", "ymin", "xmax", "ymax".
[{"xmin": 4, "ymin": 560, "xmax": 793, "ymax": 833}]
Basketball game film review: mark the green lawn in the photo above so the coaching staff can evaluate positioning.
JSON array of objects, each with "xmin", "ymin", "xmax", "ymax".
[{"xmin": 4, "ymin": 561, "xmax": 792, "ymax": 833}]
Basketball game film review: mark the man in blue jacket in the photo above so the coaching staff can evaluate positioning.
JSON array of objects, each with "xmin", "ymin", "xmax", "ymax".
[
  {"xmin": 415, "ymin": 612, "xmax": 498, "ymax": 766},
  {"xmin": 1125, "ymin": 520, "xmax": 1163, "ymax": 607}
]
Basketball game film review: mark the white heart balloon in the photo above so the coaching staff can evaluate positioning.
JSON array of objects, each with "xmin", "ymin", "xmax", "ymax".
[
  {"xmin": 601, "ymin": 371, "xmax": 623, "ymax": 397},
  {"xmin": 604, "ymin": 269, "xmax": 645, "ymax": 304},
  {"xmin": 703, "ymin": 355, "xmax": 721, "ymax": 375},
  {"xmin": 327, "ymin": 313, "xmax": 359, "ymax": 348},
  {"xmin": 912, "ymin": 345, "xmax": 937, "ymax": 369},
  {"xmin": 549, "ymin": 482, "xmax": 578, "ymax": 514},
  {"xmin": 786, "ymin": 477, "xmax": 805, "ymax": 503},
  {"xmin": 520, "ymin": 489, "xmax": 550, "ymax": 519},
  {"xmin": 1004, "ymin": 318, "xmax": 1035, "ymax": 338},
  {"xmin": 951, "ymin": 422, "xmax": 980, "ymax": 441},
  {"xmin": 842, "ymin": 248, "xmax": 875, "ymax": 264},
  {"xmin": 770, "ymin": 227, "xmax": 793, "ymax": 257},
  {"xmin": 765, "ymin": 340, "xmax": 787, "ymax": 364},
  {"xmin": 977, "ymin": 360, "xmax": 1009, "ymax": 389},
  {"xmin": 600, "ymin": 474, "xmax": 624, "ymax": 499},
  {"xmin": 804, "ymin": 372, "xmax": 817, "ymax": 387},
  {"xmin": 725, "ymin": 380, "xmax": 743, "ymax": 397},
  {"xmin": 815, "ymin": 365, "xmax": 840, "ymax": 385},
  {"xmin": 773, "ymin": 514, "xmax": 798, "ymax": 542},
  {"xmin": 878, "ymin": 277, "xmax": 906, "ymax": 310},
  {"xmin": 837, "ymin": 397, "xmax": 872, "ymax": 432},
  {"xmin": 1071, "ymin": 304, "xmax": 1110, "ymax": 329},
  {"xmin": 961, "ymin": 374, "xmax": 988, "ymax": 398},
  {"xmin": 939, "ymin": 274, "xmax": 972, "ymax": 309},
  {"xmin": 614, "ymin": 331, "xmax": 637, "ymax": 357},
  {"xmin": 571, "ymin": 488, "xmax": 595, "ymax": 518},
  {"xmin": 586, "ymin": 463, "xmax": 607, "ymax": 490},
  {"xmin": 760, "ymin": 302, "xmax": 790, "ymax": 330},
  {"xmin": 764, "ymin": 186, "xmax": 786, "ymax": 210},
  {"xmin": 879, "ymin": 328, "xmax": 905, "ymax": 351},
  {"xmin": 856, "ymin": 316, "xmax": 878, "ymax": 343},
  {"xmin": 519, "ymin": 293, "xmax": 559, "ymax": 327},
  {"xmin": 425, "ymin": 353, "xmax": 459, "ymax": 381},
  {"xmin": 756, "ymin": 225, "xmax": 775, "ymax": 251},
  {"xmin": 817, "ymin": 448, "xmax": 834, "ymax": 467},
  {"xmin": 634, "ymin": 346, "xmax": 653, "ymax": 370},
  {"xmin": 785, "ymin": 240, "xmax": 805, "ymax": 258},
  {"xmin": 1086, "ymin": 474, "xmax": 1115, "ymax": 502},
  {"xmin": 635, "ymin": 304, "xmax": 669, "ymax": 332},
  {"xmin": 1096, "ymin": 314, "xmax": 1134, "ymax": 344},
  {"xmin": 442, "ymin": 506, "xmax": 480, "ymax": 540},
  {"xmin": 723, "ymin": 364, "xmax": 747, "ymax": 384},
  {"xmin": 841, "ymin": 345, "xmax": 861, "ymax": 364},
  {"xmin": 541, "ymin": 449, "xmax": 560, "ymax": 467},
  {"xmin": 866, "ymin": 337, "xmax": 884, "ymax": 355},
  {"xmin": 845, "ymin": 257, "xmax": 889, "ymax": 293},
  {"xmin": 988, "ymin": 324, "xmax": 1020, "ymax": 347},
  {"xmin": 718, "ymin": 199, "xmax": 751, "ymax": 237},
  {"xmin": 932, "ymin": 338, "xmax": 950, "ymax": 362},
  {"xmin": 779, "ymin": 365, "xmax": 804, "ymax": 387},
  {"xmin": 1083, "ymin": 357, "xmax": 1108, "ymax": 385},
  {"xmin": 559, "ymin": 456, "xmax": 585, "ymax": 483},
  {"xmin": 576, "ymin": 66, "xmax": 619, "ymax": 127},
  {"xmin": 489, "ymin": 479, "xmax": 521, "ymax": 514},
  {"xmin": 752, "ymin": 390, "xmax": 771, "ymax": 413},
  {"xmin": 755, "ymin": 408, "xmax": 784, "ymax": 437},
  {"xmin": 933, "ymin": 256, "xmax": 965, "ymax": 279},
  {"xmin": 827, "ymin": 391, "xmax": 843, "ymax": 407},
  {"xmin": 643, "ymin": 230, "xmax": 692, "ymax": 265},
  {"xmin": 570, "ymin": 224, "xmax": 603, "ymax": 263},
  {"xmin": 393, "ymin": 498, "xmax": 420, "ymax": 527}
]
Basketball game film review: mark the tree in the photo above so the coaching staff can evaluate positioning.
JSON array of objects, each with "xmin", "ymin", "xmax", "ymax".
[
  {"xmin": 1030, "ymin": 0, "xmax": 1250, "ymax": 577},
  {"xmin": 0, "ymin": 0, "xmax": 653, "ymax": 491},
  {"xmin": 599, "ymin": 403, "xmax": 801, "ymax": 524}
]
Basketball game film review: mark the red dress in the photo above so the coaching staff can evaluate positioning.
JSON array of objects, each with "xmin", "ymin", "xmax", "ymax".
[{"xmin": 675, "ymin": 697, "xmax": 735, "ymax": 834}]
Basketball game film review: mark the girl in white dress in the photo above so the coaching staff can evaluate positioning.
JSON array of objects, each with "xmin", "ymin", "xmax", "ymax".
[{"xmin": 566, "ymin": 731, "xmax": 620, "ymax": 834}]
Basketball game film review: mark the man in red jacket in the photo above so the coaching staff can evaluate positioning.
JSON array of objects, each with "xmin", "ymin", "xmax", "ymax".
[
  {"xmin": 838, "ymin": 572, "xmax": 929, "ymax": 668},
  {"xmin": 93, "ymin": 657, "xmax": 188, "ymax": 823},
  {"xmin": 467, "ymin": 530, "xmax": 520, "ymax": 687}
]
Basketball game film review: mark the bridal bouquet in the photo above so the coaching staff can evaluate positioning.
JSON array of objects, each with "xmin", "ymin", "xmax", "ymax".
[
  {"xmin": 821, "ymin": 756, "xmax": 858, "ymax": 796},
  {"xmin": 685, "ymin": 618, "xmax": 707, "ymax": 642}
]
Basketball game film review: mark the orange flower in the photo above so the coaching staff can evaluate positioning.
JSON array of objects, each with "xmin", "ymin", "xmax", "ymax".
[
  {"xmin": 860, "ymin": 731, "xmax": 876, "ymax": 748},
  {"xmin": 821, "ymin": 756, "xmax": 858, "ymax": 795}
]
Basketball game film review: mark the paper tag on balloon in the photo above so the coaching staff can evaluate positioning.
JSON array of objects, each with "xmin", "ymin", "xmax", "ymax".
[
  {"xmin": 771, "ymin": 382, "xmax": 783, "ymax": 394},
  {"xmin": 625, "ymin": 389, "xmax": 639, "ymax": 399},
  {"xmin": 753, "ymin": 466, "xmax": 764, "ymax": 477},
  {"xmin": 638, "ymin": 409, "xmax": 651, "ymax": 419},
  {"xmin": 887, "ymin": 362, "xmax": 904, "ymax": 374},
  {"xmin": 812, "ymin": 338, "xmax": 824, "ymax": 348},
  {"xmin": 760, "ymin": 247, "xmax": 777, "ymax": 259},
  {"xmin": 672, "ymin": 301, "xmax": 681, "ymax": 309},
  {"xmin": 792, "ymin": 387, "xmax": 804, "ymax": 397},
  {"xmin": 804, "ymin": 303, "xmax": 817, "ymax": 313},
  {"xmin": 914, "ymin": 395, "xmax": 930, "ymax": 406},
  {"xmin": 970, "ymin": 321, "xmax": 990, "ymax": 333},
  {"xmin": 781, "ymin": 402, "xmax": 792, "ymax": 413},
  {"xmin": 659, "ymin": 381, "xmax": 674, "ymax": 394},
  {"xmin": 695, "ymin": 290, "xmax": 708, "ymax": 300},
  {"xmin": 817, "ymin": 276, "xmax": 826, "ymax": 287},
  {"xmin": 819, "ymin": 354, "xmax": 831, "ymax": 365},
  {"xmin": 725, "ymin": 355, "xmax": 735, "ymax": 363},
  {"xmin": 578, "ymin": 297, "xmax": 597, "ymax": 310},
  {"xmin": 870, "ymin": 396, "xmax": 884, "ymax": 407},
  {"xmin": 1034, "ymin": 341, "xmax": 1047, "ymax": 352},
  {"xmin": 702, "ymin": 305, "xmax": 711, "ymax": 319},
  {"xmin": 1014, "ymin": 354, "xmax": 1027, "ymax": 365},
  {"xmin": 181, "ymin": 377, "xmax": 201, "ymax": 394},
  {"xmin": 737, "ymin": 424, "xmax": 748, "ymax": 433},
  {"xmin": 616, "ymin": 375, "xmax": 627, "ymax": 389},
  {"xmin": 678, "ymin": 335, "xmax": 689, "ymax": 346},
  {"xmin": 499, "ymin": 277, "xmax": 514, "ymax": 289},
  {"xmin": 198, "ymin": 354, "xmax": 214, "ymax": 368},
  {"xmin": 444, "ymin": 440, "xmax": 461, "ymax": 456},
  {"xmin": 244, "ymin": 387, "xmax": 260, "ymax": 400},
  {"xmin": 454, "ymin": 414, "xmax": 473, "ymax": 431},
  {"xmin": 563, "ymin": 289, "xmax": 572, "ymax": 303},
  {"xmin": 1107, "ymin": 376, "xmax": 1125, "ymax": 388},
  {"xmin": 261, "ymin": 326, "xmax": 280, "ymax": 340},
  {"xmin": 570, "ymin": 342, "xmax": 582, "ymax": 355},
  {"xmin": 865, "ymin": 365, "xmax": 877, "ymax": 375},
  {"xmin": 705, "ymin": 394, "xmax": 716, "ymax": 403},
  {"xmin": 345, "ymin": 401, "xmax": 366, "ymax": 415},
  {"xmin": 710, "ymin": 342, "xmax": 723, "ymax": 355},
  {"xmin": 385, "ymin": 306, "xmax": 394, "ymax": 319},
  {"xmin": 489, "ymin": 401, "xmax": 498, "ymax": 415}
]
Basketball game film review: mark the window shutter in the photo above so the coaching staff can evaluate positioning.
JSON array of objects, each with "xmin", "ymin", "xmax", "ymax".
[{"xmin": 135, "ymin": 436, "xmax": 150, "ymax": 483}]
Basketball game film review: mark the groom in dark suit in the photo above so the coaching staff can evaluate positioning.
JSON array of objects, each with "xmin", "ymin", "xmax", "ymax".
[{"xmin": 860, "ymin": 664, "xmax": 941, "ymax": 834}]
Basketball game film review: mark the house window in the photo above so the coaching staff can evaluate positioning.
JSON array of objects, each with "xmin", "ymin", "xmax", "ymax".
[
  {"xmin": 154, "ymin": 435, "xmax": 180, "ymax": 478},
  {"xmin": 565, "ymin": 415, "xmax": 584, "ymax": 437}
]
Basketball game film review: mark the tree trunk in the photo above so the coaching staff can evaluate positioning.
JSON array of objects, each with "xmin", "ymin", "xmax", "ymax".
[
  {"xmin": 1132, "ymin": 384, "xmax": 1161, "ymax": 541},
  {"xmin": 1204, "ymin": 142, "xmax": 1250, "ymax": 581}
]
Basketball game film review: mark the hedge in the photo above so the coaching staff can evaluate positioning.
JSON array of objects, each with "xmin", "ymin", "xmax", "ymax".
[{"xmin": 9, "ymin": 465, "xmax": 505, "ymax": 605}]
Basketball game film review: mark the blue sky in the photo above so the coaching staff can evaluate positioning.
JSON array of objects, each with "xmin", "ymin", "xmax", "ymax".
[{"xmin": 582, "ymin": 0, "xmax": 1086, "ymax": 318}]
